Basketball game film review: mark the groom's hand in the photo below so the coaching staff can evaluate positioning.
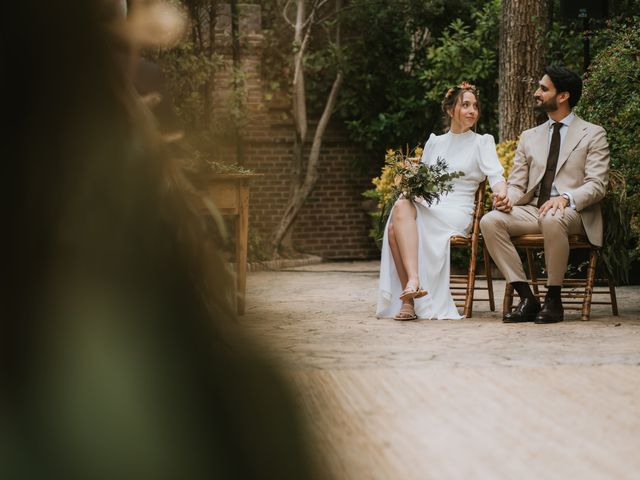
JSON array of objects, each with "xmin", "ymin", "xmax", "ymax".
[
  {"xmin": 538, "ymin": 196, "xmax": 569, "ymax": 218},
  {"xmin": 492, "ymin": 192, "xmax": 512, "ymax": 213}
]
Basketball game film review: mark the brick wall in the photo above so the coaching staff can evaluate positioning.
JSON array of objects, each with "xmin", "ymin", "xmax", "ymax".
[
  {"xmin": 211, "ymin": 4, "xmax": 379, "ymax": 260},
  {"xmin": 244, "ymin": 122, "xmax": 379, "ymax": 260}
]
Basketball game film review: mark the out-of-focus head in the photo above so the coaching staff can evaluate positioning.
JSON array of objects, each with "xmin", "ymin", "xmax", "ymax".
[
  {"xmin": 125, "ymin": 0, "xmax": 187, "ymax": 49},
  {"xmin": 2, "ymin": 3, "xmax": 319, "ymax": 478}
]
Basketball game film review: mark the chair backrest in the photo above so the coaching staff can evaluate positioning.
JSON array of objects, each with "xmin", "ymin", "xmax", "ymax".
[
  {"xmin": 449, "ymin": 180, "xmax": 493, "ymax": 318},
  {"xmin": 450, "ymin": 179, "xmax": 486, "ymax": 244},
  {"xmin": 470, "ymin": 180, "xmax": 487, "ymax": 237}
]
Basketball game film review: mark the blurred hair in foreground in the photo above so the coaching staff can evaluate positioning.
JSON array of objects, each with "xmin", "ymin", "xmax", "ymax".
[{"xmin": 0, "ymin": 1, "xmax": 321, "ymax": 478}]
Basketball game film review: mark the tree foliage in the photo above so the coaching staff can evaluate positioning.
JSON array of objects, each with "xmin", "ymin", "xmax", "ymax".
[
  {"xmin": 542, "ymin": 0, "xmax": 640, "ymax": 74},
  {"xmin": 262, "ymin": 0, "xmax": 497, "ymax": 153},
  {"xmin": 337, "ymin": 0, "xmax": 497, "ymax": 152},
  {"xmin": 421, "ymin": 0, "xmax": 499, "ymax": 138},
  {"xmin": 337, "ymin": 0, "xmax": 445, "ymax": 151},
  {"xmin": 578, "ymin": 20, "xmax": 640, "ymax": 191},
  {"xmin": 575, "ymin": 19, "xmax": 640, "ymax": 276},
  {"xmin": 155, "ymin": 41, "xmax": 220, "ymax": 132},
  {"xmin": 153, "ymin": 0, "xmax": 264, "ymax": 157}
]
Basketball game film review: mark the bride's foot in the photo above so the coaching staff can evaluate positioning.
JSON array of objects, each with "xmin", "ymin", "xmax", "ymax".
[
  {"xmin": 400, "ymin": 279, "xmax": 427, "ymax": 301},
  {"xmin": 394, "ymin": 301, "xmax": 417, "ymax": 321}
]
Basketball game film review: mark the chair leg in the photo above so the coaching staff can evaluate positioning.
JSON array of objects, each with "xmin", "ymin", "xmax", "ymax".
[
  {"xmin": 503, "ymin": 282, "xmax": 514, "ymax": 315},
  {"xmin": 526, "ymin": 248, "xmax": 539, "ymax": 298},
  {"xmin": 582, "ymin": 249, "xmax": 598, "ymax": 321},
  {"xmin": 608, "ymin": 275, "xmax": 619, "ymax": 316},
  {"xmin": 464, "ymin": 244, "xmax": 478, "ymax": 318},
  {"xmin": 483, "ymin": 245, "xmax": 495, "ymax": 312}
]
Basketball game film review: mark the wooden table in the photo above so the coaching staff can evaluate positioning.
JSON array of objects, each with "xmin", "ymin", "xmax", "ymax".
[{"xmin": 201, "ymin": 173, "xmax": 262, "ymax": 314}]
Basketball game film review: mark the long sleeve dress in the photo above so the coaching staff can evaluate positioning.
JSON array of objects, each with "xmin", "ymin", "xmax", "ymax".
[{"xmin": 376, "ymin": 130, "xmax": 505, "ymax": 320}]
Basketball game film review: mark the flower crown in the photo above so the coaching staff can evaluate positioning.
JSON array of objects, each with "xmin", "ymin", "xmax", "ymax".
[{"xmin": 445, "ymin": 81, "xmax": 477, "ymax": 99}]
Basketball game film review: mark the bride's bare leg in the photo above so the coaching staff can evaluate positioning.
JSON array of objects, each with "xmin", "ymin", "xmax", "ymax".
[
  {"xmin": 390, "ymin": 199, "xmax": 419, "ymax": 288},
  {"xmin": 388, "ymin": 222, "xmax": 408, "ymax": 288},
  {"xmin": 388, "ymin": 202, "xmax": 420, "ymax": 319}
]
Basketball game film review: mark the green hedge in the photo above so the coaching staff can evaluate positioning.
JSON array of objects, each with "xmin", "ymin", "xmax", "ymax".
[
  {"xmin": 577, "ymin": 21, "xmax": 640, "ymax": 195},
  {"xmin": 575, "ymin": 19, "xmax": 640, "ymax": 280}
]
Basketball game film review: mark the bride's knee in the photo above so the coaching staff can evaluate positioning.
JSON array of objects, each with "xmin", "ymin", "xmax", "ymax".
[
  {"xmin": 388, "ymin": 222, "xmax": 396, "ymax": 240},
  {"xmin": 392, "ymin": 198, "xmax": 415, "ymax": 221}
]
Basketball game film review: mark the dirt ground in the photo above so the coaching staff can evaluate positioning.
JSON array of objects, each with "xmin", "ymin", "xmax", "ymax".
[{"xmin": 241, "ymin": 261, "xmax": 640, "ymax": 480}]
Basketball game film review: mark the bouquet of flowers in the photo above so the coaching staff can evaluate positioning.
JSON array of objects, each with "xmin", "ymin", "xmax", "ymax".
[
  {"xmin": 364, "ymin": 146, "xmax": 463, "ymax": 248},
  {"xmin": 387, "ymin": 150, "xmax": 462, "ymax": 204}
]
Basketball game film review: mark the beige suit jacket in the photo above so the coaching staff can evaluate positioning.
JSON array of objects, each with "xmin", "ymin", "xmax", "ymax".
[{"xmin": 507, "ymin": 115, "xmax": 610, "ymax": 246}]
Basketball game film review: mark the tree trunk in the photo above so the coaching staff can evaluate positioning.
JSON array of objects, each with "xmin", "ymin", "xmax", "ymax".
[
  {"xmin": 292, "ymin": 0, "xmax": 308, "ymax": 143},
  {"xmin": 499, "ymin": 0, "xmax": 550, "ymax": 142},
  {"xmin": 279, "ymin": 134, "xmax": 304, "ymax": 252},
  {"xmin": 271, "ymin": 71, "xmax": 343, "ymax": 254},
  {"xmin": 271, "ymin": 0, "xmax": 343, "ymax": 255}
]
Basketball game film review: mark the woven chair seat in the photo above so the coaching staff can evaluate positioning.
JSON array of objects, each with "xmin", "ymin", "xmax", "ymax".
[
  {"xmin": 450, "ymin": 234, "xmax": 471, "ymax": 247},
  {"xmin": 511, "ymin": 233, "xmax": 592, "ymax": 249}
]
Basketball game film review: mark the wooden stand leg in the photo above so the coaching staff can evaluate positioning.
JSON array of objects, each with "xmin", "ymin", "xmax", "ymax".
[{"xmin": 236, "ymin": 183, "xmax": 250, "ymax": 315}]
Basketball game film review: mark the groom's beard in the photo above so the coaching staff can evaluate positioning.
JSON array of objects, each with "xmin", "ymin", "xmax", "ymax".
[{"xmin": 534, "ymin": 96, "xmax": 558, "ymax": 113}]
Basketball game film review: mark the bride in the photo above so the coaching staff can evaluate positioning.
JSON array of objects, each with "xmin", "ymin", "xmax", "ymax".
[{"xmin": 377, "ymin": 82, "xmax": 507, "ymax": 320}]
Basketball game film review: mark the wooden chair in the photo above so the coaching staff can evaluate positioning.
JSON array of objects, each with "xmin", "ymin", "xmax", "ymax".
[
  {"xmin": 502, "ymin": 234, "xmax": 618, "ymax": 321},
  {"xmin": 450, "ymin": 180, "xmax": 496, "ymax": 317}
]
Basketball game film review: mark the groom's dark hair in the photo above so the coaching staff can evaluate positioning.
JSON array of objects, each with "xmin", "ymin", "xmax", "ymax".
[{"xmin": 544, "ymin": 65, "xmax": 583, "ymax": 108}]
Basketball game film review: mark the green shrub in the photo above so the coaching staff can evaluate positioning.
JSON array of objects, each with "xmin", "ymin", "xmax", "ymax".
[
  {"xmin": 577, "ymin": 21, "xmax": 640, "ymax": 189},
  {"xmin": 575, "ymin": 19, "xmax": 640, "ymax": 274}
]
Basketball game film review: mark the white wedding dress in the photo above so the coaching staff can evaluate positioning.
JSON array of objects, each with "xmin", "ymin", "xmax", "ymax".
[{"xmin": 376, "ymin": 130, "xmax": 505, "ymax": 319}]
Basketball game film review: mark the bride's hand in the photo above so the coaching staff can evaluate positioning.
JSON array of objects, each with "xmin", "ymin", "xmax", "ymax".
[
  {"xmin": 491, "ymin": 181, "xmax": 507, "ymax": 198},
  {"xmin": 490, "ymin": 182, "xmax": 511, "ymax": 212},
  {"xmin": 492, "ymin": 191, "xmax": 512, "ymax": 213}
]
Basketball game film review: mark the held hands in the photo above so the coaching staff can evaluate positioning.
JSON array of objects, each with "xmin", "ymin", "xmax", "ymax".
[
  {"xmin": 538, "ymin": 196, "xmax": 569, "ymax": 218},
  {"xmin": 492, "ymin": 192, "xmax": 512, "ymax": 213},
  {"xmin": 491, "ymin": 183, "xmax": 570, "ymax": 216},
  {"xmin": 491, "ymin": 181, "xmax": 512, "ymax": 213}
]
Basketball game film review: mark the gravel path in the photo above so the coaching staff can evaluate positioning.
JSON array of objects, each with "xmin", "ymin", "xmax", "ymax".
[{"xmin": 241, "ymin": 261, "xmax": 640, "ymax": 480}]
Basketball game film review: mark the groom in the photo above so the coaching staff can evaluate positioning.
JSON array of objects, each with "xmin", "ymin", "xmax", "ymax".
[{"xmin": 481, "ymin": 65, "xmax": 610, "ymax": 324}]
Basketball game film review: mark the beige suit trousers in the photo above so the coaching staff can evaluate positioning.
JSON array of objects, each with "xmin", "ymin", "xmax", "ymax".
[{"xmin": 480, "ymin": 203, "xmax": 585, "ymax": 285}]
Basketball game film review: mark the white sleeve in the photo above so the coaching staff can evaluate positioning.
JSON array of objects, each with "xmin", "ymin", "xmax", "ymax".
[
  {"xmin": 477, "ymin": 134, "xmax": 505, "ymax": 188},
  {"xmin": 420, "ymin": 133, "xmax": 438, "ymax": 165}
]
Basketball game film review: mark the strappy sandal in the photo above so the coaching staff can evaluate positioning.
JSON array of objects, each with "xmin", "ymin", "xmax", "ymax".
[
  {"xmin": 394, "ymin": 303, "xmax": 418, "ymax": 321},
  {"xmin": 399, "ymin": 284, "xmax": 427, "ymax": 302}
]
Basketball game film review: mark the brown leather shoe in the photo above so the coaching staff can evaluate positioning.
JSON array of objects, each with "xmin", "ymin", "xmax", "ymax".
[
  {"xmin": 534, "ymin": 297, "xmax": 564, "ymax": 324},
  {"xmin": 503, "ymin": 297, "xmax": 541, "ymax": 323}
]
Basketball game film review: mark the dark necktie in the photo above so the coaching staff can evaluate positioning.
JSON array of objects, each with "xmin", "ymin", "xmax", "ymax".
[{"xmin": 537, "ymin": 122, "xmax": 563, "ymax": 207}]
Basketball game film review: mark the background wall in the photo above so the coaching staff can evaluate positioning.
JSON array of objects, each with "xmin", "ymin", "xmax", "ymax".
[{"xmin": 211, "ymin": 4, "xmax": 379, "ymax": 260}]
